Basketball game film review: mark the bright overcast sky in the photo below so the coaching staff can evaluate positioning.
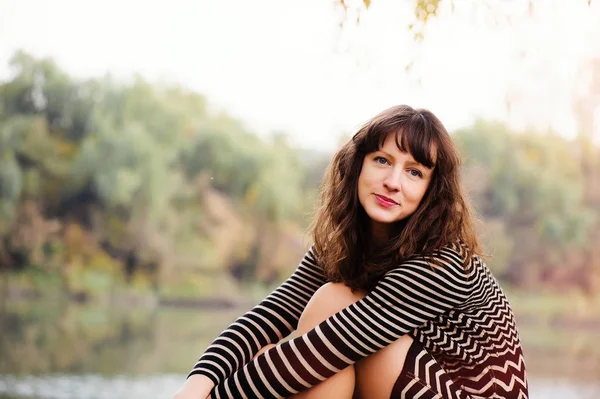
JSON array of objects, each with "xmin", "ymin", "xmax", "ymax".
[{"xmin": 1, "ymin": 0, "xmax": 599, "ymax": 150}]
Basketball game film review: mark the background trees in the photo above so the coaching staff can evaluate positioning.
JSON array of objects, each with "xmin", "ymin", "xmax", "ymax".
[{"xmin": 1, "ymin": 51, "xmax": 598, "ymax": 299}]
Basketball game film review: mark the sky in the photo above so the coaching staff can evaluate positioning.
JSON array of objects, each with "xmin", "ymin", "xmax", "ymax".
[{"xmin": 1, "ymin": 0, "xmax": 599, "ymax": 151}]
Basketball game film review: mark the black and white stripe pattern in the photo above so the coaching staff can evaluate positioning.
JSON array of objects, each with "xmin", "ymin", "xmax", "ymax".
[
  {"xmin": 189, "ymin": 245, "xmax": 528, "ymax": 399},
  {"xmin": 189, "ymin": 250, "xmax": 326, "ymax": 386},
  {"xmin": 391, "ymin": 340, "xmax": 469, "ymax": 399}
]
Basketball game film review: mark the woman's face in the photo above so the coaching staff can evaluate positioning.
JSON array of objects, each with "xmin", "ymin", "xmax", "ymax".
[{"xmin": 357, "ymin": 132, "xmax": 435, "ymax": 241}]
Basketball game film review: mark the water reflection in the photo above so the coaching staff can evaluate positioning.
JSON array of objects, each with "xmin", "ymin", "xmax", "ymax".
[
  {"xmin": 0, "ymin": 298, "xmax": 240, "ymax": 376},
  {"xmin": 0, "ymin": 374, "xmax": 598, "ymax": 399},
  {"xmin": 0, "ymin": 298, "xmax": 599, "ymax": 399}
]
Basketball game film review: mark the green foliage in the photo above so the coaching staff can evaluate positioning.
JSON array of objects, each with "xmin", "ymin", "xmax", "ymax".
[
  {"xmin": 0, "ymin": 50, "xmax": 312, "ymax": 290},
  {"xmin": 185, "ymin": 118, "xmax": 263, "ymax": 198},
  {"xmin": 246, "ymin": 137, "xmax": 305, "ymax": 222},
  {"xmin": 3, "ymin": 50, "xmax": 93, "ymax": 141},
  {"xmin": 72, "ymin": 123, "xmax": 175, "ymax": 212},
  {"xmin": 0, "ymin": 124, "xmax": 23, "ymax": 229},
  {"xmin": 185, "ymin": 118, "xmax": 306, "ymax": 222},
  {"xmin": 1, "ymin": 50, "xmax": 599, "ymax": 294},
  {"xmin": 455, "ymin": 121, "xmax": 595, "ymax": 247},
  {"xmin": 0, "ymin": 152, "xmax": 22, "ymax": 202}
]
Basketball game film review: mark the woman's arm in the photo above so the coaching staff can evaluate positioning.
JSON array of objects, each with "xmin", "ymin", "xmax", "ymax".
[
  {"xmin": 172, "ymin": 375, "xmax": 214, "ymax": 399},
  {"xmin": 211, "ymin": 246, "xmax": 474, "ymax": 398},
  {"xmin": 187, "ymin": 246, "xmax": 327, "ymax": 387}
]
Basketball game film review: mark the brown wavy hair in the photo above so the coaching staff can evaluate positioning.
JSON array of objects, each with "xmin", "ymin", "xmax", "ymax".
[{"xmin": 311, "ymin": 105, "xmax": 482, "ymax": 291}]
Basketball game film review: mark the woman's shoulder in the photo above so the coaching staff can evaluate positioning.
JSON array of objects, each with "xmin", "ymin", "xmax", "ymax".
[
  {"xmin": 386, "ymin": 242, "xmax": 472, "ymax": 279},
  {"xmin": 441, "ymin": 240, "xmax": 471, "ymax": 262},
  {"xmin": 424, "ymin": 241, "xmax": 471, "ymax": 266},
  {"xmin": 302, "ymin": 244, "xmax": 321, "ymax": 266}
]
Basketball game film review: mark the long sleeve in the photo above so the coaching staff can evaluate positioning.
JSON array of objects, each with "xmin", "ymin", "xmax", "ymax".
[
  {"xmin": 188, "ymin": 246, "xmax": 327, "ymax": 386},
  {"xmin": 211, "ymin": 246, "xmax": 474, "ymax": 398}
]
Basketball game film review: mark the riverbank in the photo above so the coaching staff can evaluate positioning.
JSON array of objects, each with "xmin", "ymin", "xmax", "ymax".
[{"xmin": 3, "ymin": 270, "xmax": 600, "ymax": 332}]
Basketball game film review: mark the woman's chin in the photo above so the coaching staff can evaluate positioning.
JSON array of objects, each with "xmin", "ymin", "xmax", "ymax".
[{"xmin": 366, "ymin": 209, "xmax": 401, "ymax": 225}]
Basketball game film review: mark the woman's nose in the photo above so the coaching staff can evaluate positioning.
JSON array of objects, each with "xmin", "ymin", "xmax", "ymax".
[{"xmin": 383, "ymin": 170, "xmax": 402, "ymax": 191}]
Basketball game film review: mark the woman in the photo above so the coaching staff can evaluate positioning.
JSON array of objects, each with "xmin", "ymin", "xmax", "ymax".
[{"xmin": 173, "ymin": 105, "xmax": 529, "ymax": 399}]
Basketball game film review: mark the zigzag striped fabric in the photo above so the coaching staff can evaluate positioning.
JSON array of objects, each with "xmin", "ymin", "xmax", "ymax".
[
  {"xmin": 189, "ymin": 244, "xmax": 529, "ymax": 399},
  {"xmin": 391, "ymin": 339, "xmax": 469, "ymax": 398}
]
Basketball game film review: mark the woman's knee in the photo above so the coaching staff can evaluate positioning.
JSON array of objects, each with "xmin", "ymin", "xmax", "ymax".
[
  {"xmin": 297, "ymin": 283, "xmax": 366, "ymax": 334},
  {"xmin": 254, "ymin": 344, "xmax": 277, "ymax": 360}
]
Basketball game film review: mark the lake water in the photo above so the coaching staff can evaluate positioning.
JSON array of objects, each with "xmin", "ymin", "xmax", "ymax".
[{"xmin": 0, "ymin": 298, "xmax": 598, "ymax": 399}]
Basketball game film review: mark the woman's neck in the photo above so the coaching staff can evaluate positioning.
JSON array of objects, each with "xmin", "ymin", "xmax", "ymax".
[
  {"xmin": 370, "ymin": 222, "xmax": 390, "ymax": 246},
  {"xmin": 369, "ymin": 219, "xmax": 409, "ymax": 247}
]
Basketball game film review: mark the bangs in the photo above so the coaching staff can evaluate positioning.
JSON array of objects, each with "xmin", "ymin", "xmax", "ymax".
[{"xmin": 359, "ymin": 112, "xmax": 438, "ymax": 169}]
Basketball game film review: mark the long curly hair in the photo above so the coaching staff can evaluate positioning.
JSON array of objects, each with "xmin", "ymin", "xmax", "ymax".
[{"xmin": 311, "ymin": 105, "xmax": 482, "ymax": 291}]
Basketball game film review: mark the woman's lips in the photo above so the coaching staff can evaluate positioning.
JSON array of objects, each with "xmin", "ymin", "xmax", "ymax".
[{"xmin": 374, "ymin": 194, "xmax": 398, "ymax": 208}]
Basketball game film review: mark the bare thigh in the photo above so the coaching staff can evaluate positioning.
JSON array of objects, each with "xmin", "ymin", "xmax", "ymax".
[
  {"xmin": 354, "ymin": 334, "xmax": 414, "ymax": 399},
  {"xmin": 291, "ymin": 282, "xmax": 367, "ymax": 399}
]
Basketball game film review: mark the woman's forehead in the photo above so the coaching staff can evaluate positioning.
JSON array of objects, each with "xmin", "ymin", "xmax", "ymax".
[{"xmin": 380, "ymin": 130, "xmax": 437, "ymax": 167}]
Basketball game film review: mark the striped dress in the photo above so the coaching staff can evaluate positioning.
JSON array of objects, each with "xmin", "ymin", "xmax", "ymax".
[{"xmin": 188, "ymin": 244, "xmax": 529, "ymax": 398}]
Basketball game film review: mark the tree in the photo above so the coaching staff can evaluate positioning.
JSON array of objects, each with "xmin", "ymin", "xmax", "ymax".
[
  {"xmin": 337, "ymin": 0, "xmax": 594, "ymax": 36},
  {"xmin": 455, "ymin": 121, "xmax": 597, "ymax": 284}
]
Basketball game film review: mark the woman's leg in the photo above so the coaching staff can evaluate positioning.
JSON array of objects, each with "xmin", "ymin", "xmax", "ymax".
[
  {"xmin": 354, "ymin": 334, "xmax": 414, "ymax": 399},
  {"xmin": 357, "ymin": 338, "xmax": 469, "ymax": 399},
  {"xmin": 289, "ymin": 282, "xmax": 367, "ymax": 399},
  {"xmin": 254, "ymin": 283, "xmax": 461, "ymax": 399},
  {"xmin": 285, "ymin": 282, "xmax": 416, "ymax": 399}
]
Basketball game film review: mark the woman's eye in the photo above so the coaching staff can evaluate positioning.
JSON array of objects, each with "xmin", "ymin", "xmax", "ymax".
[
  {"xmin": 409, "ymin": 169, "xmax": 423, "ymax": 178},
  {"xmin": 374, "ymin": 156, "xmax": 389, "ymax": 165}
]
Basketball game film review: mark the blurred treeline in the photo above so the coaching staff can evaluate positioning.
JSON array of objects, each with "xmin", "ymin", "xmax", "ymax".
[{"xmin": 1, "ymin": 50, "xmax": 599, "ymax": 302}]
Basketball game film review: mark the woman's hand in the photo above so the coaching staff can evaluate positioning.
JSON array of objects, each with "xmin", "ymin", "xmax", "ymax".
[{"xmin": 172, "ymin": 374, "xmax": 215, "ymax": 399}]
